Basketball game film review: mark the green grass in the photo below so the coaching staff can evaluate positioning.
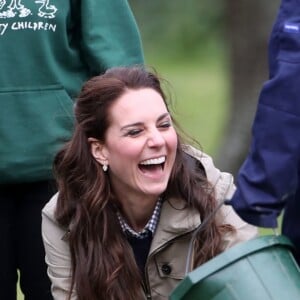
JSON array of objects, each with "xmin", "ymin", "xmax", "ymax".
[{"xmin": 17, "ymin": 272, "xmax": 23, "ymax": 300}]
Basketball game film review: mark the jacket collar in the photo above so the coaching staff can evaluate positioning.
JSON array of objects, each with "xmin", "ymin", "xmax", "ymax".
[{"xmin": 149, "ymin": 196, "xmax": 201, "ymax": 254}]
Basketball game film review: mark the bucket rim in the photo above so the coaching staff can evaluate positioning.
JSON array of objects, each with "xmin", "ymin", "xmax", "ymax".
[
  {"xmin": 190, "ymin": 235, "xmax": 293, "ymax": 282},
  {"xmin": 170, "ymin": 235, "xmax": 294, "ymax": 299}
]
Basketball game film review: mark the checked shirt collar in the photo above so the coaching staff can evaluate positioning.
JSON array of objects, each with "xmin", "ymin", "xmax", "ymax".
[{"xmin": 117, "ymin": 197, "xmax": 162, "ymax": 239}]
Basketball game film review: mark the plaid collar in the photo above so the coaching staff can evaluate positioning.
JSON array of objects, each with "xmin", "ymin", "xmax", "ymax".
[{"xmin": 117, "ymin": 197, "xmax": 163, "ymax": 239}]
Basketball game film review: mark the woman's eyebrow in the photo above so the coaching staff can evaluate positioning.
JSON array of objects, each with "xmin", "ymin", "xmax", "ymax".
[
  {"xmin": 121, "ymin": 121, "xmax": 143, "ymax": 131},
  {"xmin": 121, "ymin": 112, "xmax": 170, "ymax": 131},
  {"xmin": 157, "ymin": 112, "xmax": 170, "ymax": 122}
]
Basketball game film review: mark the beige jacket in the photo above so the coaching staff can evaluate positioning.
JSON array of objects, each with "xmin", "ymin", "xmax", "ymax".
[{"xmin": 42, "ymin": 147, "xmax": 258, "ymax": 300}]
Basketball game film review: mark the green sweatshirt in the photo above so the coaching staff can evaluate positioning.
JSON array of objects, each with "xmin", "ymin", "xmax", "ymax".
[{"xmin": 0, "ymin": 0, "xmax": 144, "ymax": 183}]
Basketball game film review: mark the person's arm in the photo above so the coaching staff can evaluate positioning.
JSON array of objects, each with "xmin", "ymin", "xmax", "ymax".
[
  {"xmin": 229, "ymin": 0, "xmax": 300, "ymax": 228},
  {"xmin": 42, "ymin": 194, "xmax": 76, "ymax": 300},
  {"xmin": 79, "ymin": 0, "xmax": 144, "ymax": 73}
]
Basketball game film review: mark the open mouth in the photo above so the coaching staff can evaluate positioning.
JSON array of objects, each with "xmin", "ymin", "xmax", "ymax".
[{"xmin": 138, "ymin": 156, "xmax": 166, "ymax": 173}]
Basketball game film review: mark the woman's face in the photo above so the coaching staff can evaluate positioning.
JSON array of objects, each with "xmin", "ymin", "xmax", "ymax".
[{"xmin": 96, "ymin": 88, "xmax": 178, "ymax": 200}]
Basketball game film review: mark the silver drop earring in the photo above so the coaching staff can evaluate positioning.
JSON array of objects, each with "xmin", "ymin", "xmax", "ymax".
[{"xmin": 102, "ymin": 164, "xmax": 108, "ymax": 172}]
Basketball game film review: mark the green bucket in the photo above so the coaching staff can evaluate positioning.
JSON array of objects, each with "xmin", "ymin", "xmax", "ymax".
[{"xmin": 170, "ymin": 235, "xmax": 300, "ymax": 300}]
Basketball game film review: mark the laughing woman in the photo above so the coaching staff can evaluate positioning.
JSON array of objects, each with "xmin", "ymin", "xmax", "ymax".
[{"xmin": 42, "ymin": 66, "xmax": 257, "ymax": 300}]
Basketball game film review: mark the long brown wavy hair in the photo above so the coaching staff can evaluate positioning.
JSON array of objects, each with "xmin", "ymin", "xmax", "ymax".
[{"xmin": 54, "ymin": 66, "xmax": 234, "ymax": 300}]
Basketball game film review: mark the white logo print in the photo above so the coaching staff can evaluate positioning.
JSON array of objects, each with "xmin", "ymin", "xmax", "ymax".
[
  {"xmin": 0, "ymin": 0, "xmax": 57, "ymax": 19},
  {"xmin": 0, "ymin": 0, "xmax": 58, "ymax": 34},
  {"xmin": 35, "ymin": 0, "xmax": 57, "ymax": 19},
  {"xmin": 0, "ymin": 0, "xmax": 31, "ymax": 18}
]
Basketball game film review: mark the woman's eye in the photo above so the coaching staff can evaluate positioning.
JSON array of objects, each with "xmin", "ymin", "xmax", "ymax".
[
  {"xmin": 126, "ymin": 129, "xmax": 142, "ymax": 136},
  {"xmin": 160, "ymin": 121, "xmax": 171, "ymax": 128}
]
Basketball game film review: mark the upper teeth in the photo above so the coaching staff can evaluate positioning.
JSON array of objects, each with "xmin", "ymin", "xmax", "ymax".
[{"xmin": 140, "ymin": 156, "xmax": 165, "ymax": 165}]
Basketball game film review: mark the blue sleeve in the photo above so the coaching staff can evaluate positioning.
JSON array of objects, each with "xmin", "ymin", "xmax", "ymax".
[{"xmin": 229, "ymin": 0, "xmax": 300, "ymax": 227}]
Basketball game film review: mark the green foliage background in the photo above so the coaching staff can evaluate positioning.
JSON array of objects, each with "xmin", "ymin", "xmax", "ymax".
[{"xmin": 130, "ymin": 0, "xmax": 225, "ymax": 59}]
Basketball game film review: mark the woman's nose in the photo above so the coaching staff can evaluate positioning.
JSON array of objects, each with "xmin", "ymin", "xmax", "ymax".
[{"xmin": 147, "ymin": 130, "xmax": 165, "ymax": 147}]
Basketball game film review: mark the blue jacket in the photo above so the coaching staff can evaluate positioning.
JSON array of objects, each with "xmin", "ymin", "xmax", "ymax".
[{"xmin": 229, "ymin": 0, "xmax": 300, "ymax": 263}]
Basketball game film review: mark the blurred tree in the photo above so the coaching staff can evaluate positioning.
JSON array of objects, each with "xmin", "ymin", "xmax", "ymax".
[
  {"xmin": 130, "ymin": 0, "xmax": 224, "ymax": 60},
  {"xmin": 215, "ymin": 0, "xmax": 280, "ymax": 175}
]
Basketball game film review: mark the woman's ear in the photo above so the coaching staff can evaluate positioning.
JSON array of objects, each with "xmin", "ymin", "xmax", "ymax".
[{"xmin": 88, "ymin": 137, "xmax": 108, "ymax": 165}]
